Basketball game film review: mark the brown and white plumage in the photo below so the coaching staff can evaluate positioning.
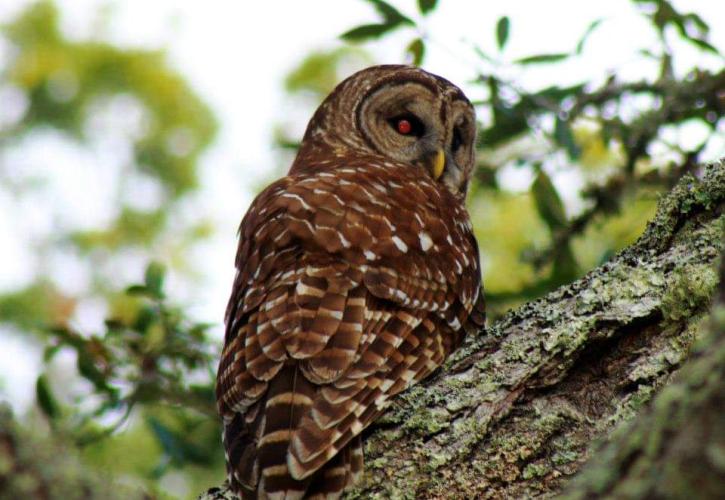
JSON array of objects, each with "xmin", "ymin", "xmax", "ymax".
[{"xmin": 216, "ymin": 65, "xmax": 485, "ymax": 499}]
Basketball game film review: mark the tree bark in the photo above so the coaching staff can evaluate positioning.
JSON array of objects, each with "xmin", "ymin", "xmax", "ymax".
[
  {"xmin": 201, "ymin": 160, "xmax": 724, "ymax": 499},
  {"xmin": 561, "ymin": 254, "xmax": 725, "ymax": 499}
]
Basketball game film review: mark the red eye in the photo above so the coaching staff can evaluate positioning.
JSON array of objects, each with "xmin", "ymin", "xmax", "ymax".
[
  {"xmin": 390, "ymin": 114, "xmax": 425, "ymax": 136},
  {"xmin": 396, "ymin": 119, "xmax": 412, "ymax": 135}
]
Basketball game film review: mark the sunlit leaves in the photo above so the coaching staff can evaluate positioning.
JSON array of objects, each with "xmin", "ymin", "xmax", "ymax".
[
  {"xmin": 4, "ymin": 2, "xmax": 216, "ymax": 195},
  {"xmin": 285, "ymin": 48, "xmax": 371, "ymax": 98},
  {"xmin": 496, "ymin": 16, "xmax": 510, "ymax": 51},
  {"xmin": 0, "ymin": 281, "xmax": 75, "ymax": 330},
  {"xmin": 37, "ymin": 261, "xmax": 217, "ymax": 461},
  {"xmin": 337, "ymin": 0, "xmax": 722, "ymax": 316},
  {"xmin": 469, "ymin": 189, "xmax": 549, "ymax": 302},
  {"xmin": 72, "ymin": 208, "xmax": 167, "ymax": 251},
  {"xmin": 0, "ymin": 1, "xmax": 219, "ymax": 359},
  {"xmin": 634, "ymin": 0, "xmax": 719, "ymax": 54}
]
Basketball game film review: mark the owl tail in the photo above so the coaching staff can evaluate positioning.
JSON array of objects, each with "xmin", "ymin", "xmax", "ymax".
[{"xmin": 225, "ymin": 364, "xmax": 362, "ymax": 499}]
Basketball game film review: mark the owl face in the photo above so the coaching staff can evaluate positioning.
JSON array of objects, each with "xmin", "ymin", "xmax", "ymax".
[{"xmin": 293, "ymin": 65, "xmax": 477, "ymax": 196}]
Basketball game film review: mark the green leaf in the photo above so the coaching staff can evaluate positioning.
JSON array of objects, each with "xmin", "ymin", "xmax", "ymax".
[
  {"xmin": 341, "ymin": 23, "xmax": 398, "ymax": 42},
  {"xmin": 575, "ymin": 18, "xmax": 603, "ymax": 54},
  {"xmin": 126, "ymin": 284, "xmax": 151, "ymax": 296},
  {"xmin": 479, "ymin": 77, "xmax": 530, "ymax": 146},
  {"xmin": 36, "ymin": 374, "xmax": 61, "ymax": 420},
  {"xmin": 365, "ymin": 0, "xmax": 415, "ymax": 25},
  {"xmin": 496, "ymin": 16, "xmax": 510, "ymax": 51},
  {"xmin": 418, "ymin": 0, "xmax": 437, "ymax": 15},
  {"xmin": 683, "ymin": 36, "xmax": 719, "ymax": 54},
  {"xmin": 516, "ymin": 53, "xmax": 569, "ymax": 65},
  {"xmin": 342, "ymin": 0, "xmax": 414, "ymax": 42},
  {"xmin": 683, "ymin": 12, "xmax": 709, "ymax": 32},
  {"xmin": 532, "ymin": 170, "xmax": 568, "ymax": 231},
  {"xmin": 43, "ymin": 344, "xmax": 62, "ymax": 362},
  {"xmin": 144, "ymin": 261, "xmax": 166, "ymax": 298},
  {"xmin": 147, "ymin": 416, "xmax": 211, "ymax": 468},
  {"xmin": 148, "ymin": 417, "xmax": 186, "ymax": 465},
  {"xmin": 554, "ymin": 116, "xmax": 582, "ymax": 160},
  {"xmin": 406, "ymin": 38, "xmax": 425, "ymax": 66},
  {"xmin": 479, "ymin": 109, "xmax": 529, "ymax": 146}
]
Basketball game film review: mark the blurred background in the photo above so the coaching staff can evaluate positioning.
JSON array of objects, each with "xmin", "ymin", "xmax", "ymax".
[{"xmin": 0, "ymin": 0, "xmax": 722, "ymax": 497}]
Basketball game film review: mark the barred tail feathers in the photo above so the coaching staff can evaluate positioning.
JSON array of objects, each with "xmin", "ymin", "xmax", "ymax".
[{"xmin": 225, "ymin": 364, "xmax": 359, "ymax": 499}]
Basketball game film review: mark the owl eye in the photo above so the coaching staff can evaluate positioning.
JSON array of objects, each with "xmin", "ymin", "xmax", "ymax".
[
  {"xmin": 390, "ymin": 114, "xmax": 425, "ymax": 137},
  {"xmin": 451, "ymin": 127, "xmax": 463, "ymax": 152}
]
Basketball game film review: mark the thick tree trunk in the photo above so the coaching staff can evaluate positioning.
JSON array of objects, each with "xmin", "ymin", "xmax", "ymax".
[{"xmin": 201, "ymin": 161, "xmax": 724, "ymax": 500}]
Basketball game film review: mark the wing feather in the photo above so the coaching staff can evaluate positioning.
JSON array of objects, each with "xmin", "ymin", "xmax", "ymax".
[{"xmin": 216, "ymin": 162, "xmax": 485, "ymax": 497}]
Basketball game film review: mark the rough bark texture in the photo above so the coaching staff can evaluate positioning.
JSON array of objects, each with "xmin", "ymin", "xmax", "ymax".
[
  {"xmin": 201, "ymin": 161, "xmax": 724, "ymax": 500},
  {"xmin": 561, "ymin": 254, "xmax": 725, "ymax": 499}
]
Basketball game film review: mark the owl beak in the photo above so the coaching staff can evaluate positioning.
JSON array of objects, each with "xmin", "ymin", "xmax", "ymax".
[{"xmin": 430, "ymin": 149, "xmax": 446, "ymax": 180}]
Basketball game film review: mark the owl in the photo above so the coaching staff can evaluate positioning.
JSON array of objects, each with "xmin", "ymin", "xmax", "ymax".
[{"xmin": 216, "ymin": 65, "xmax": 485, "ymax": 499}]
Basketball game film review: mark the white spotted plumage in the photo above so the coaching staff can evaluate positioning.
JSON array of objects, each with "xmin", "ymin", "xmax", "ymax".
[{"xmin": 216, "ymin": 65, "xmax": 485, "ymax": 500}]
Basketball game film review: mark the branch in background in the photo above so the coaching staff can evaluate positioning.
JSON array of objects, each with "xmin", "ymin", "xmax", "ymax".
[{"xmin": 522, "ymin": 69, "xmax": 724, "ymax": 274}]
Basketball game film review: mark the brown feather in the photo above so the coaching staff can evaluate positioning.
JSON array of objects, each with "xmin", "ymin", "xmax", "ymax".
[{"xmin": 216, "ymin": 65, "xmax": 485, "ymax": 499}]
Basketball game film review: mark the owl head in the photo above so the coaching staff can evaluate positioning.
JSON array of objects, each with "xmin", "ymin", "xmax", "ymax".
[{"xmin": 290, "ymin": 65, "xmax": 477, "ymax": 196}]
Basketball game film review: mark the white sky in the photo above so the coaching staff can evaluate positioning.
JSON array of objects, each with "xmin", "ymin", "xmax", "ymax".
[{"xmin": 0, "ymin": 0, "xmax": 723, "ymax": 410}]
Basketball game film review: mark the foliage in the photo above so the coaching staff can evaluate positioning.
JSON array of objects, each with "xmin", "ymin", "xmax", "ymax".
[
  {"xmin": 0, "ymin": 1, "xmax": 221, "ymax": 496},
  {"xmin": 34, "ymin": 262, "xmax": 221, "ymax": 494},
  {"xmin": 0, "ymin": 0, "xmax": 218, "ymax": 330}
]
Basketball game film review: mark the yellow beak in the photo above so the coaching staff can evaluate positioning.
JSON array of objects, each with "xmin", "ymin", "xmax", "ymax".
[{"xmin": 431, "ymin": 149, "xmax": 445, "ymax": 180}]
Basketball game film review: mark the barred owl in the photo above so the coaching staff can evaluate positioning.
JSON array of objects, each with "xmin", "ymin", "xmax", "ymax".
[{"xmin": 216, "ymin": 65, "xmax": 485, "ymax": 499}]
